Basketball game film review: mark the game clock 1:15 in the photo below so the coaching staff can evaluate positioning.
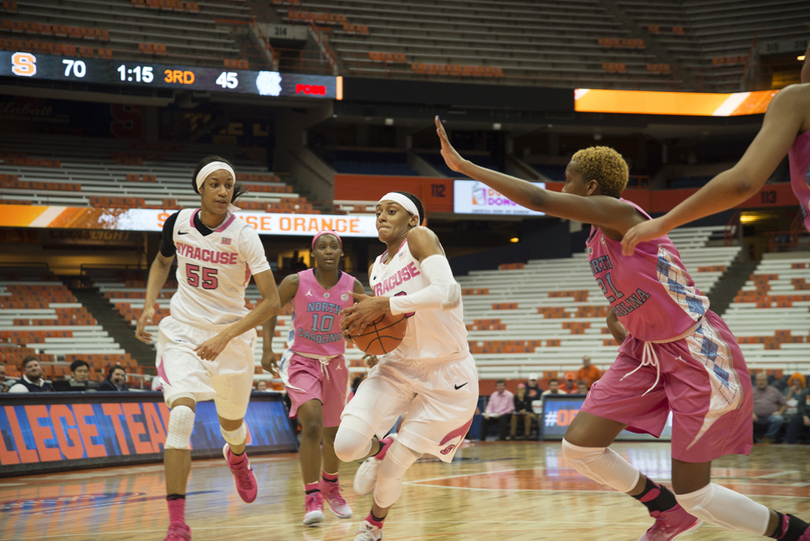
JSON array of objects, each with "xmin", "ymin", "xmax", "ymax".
[{"xmin": 117, "ymin": 64, "xmax": 154, "ymax": 83}]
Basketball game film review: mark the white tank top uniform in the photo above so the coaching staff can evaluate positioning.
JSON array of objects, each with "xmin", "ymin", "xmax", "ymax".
[
  {"xmin": 156, "ymin": 208, "xmax": 271, "ymax": 418},
  {"xmin": 342, "ymin": 239, "xmax": 478, "ymax": 462}
]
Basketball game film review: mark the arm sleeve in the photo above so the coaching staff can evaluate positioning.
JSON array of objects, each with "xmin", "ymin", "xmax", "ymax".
[
  {"xmin": 159, "ymin": 212, "xmax": 180, "ymax": 258},
  {"xmin": 388, "ymin": 254, "xmax": 461, "ymax": 315},
  {"xmin": 239, "ymin": 226, "xmax": 271, "ymax": 275}
]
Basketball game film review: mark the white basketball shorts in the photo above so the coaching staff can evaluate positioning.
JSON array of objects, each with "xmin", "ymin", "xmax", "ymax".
[
  {"xmin": 156, "ymin": 316, "xmax": 256, "ymax": 420},
  {"xmin": 341, "ymin": 352, "xmax": 478, "ymax": 462}
]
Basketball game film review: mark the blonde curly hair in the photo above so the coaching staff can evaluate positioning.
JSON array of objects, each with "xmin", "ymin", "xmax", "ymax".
[{"xmin": 571, "ymin": 146, "xmax": 629, "ymax": 198}]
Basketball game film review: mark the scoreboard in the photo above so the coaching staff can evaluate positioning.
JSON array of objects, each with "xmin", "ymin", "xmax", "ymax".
[{"xmin": 0, "ymin": 51, "xmax": 341, "ymax": 99}]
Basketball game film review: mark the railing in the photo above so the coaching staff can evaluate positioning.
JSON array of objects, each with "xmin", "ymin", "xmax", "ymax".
[
  {"xmin": 275, "ymin": 47, "xmax": 334, "ymax": 75},
  {"xmin": 724, "ymin": 211, "xmax": 741, "ymax": 246},
  {"xmin": 306, "ymin": 20, "xmax": 338, "ymax": 75},
  {"xmin": 248, "ymin": 15, "xmax": 278, "ymax": 71}
]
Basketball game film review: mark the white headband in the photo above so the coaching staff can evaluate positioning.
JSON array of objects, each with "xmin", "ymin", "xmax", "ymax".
[
  {"xmin": 196, "ymin": 161, "xmax": 236, "ymax": 191},
  {"xmin": 378, "ymin": 192, "xmax": 420, "ymax": 221}
]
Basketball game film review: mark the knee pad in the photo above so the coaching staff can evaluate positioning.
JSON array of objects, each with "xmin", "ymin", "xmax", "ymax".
[
  {"xmin": 561, "ymin": 439, "xmax": 639, "ymax": 493},
  {"xmin": 165, "ymin": 405, "xmax": 195, "ymax": 450},
  {"xmin": 334, "ymin": 425, "xmax": 373, "ymax": 462},
  {"xmin": 676, "ymin": 483, "xmax": 770, "ymax": 535},
  {"xmin": 220, "ymin": 422, "xmax": 247, "ymax": 447},
  {"xmin": 373, "ymin": 441, "xmax": 420, "ymax": 509}
]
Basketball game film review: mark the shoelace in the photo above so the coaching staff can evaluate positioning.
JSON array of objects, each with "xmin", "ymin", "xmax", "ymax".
[
  {"xmin": 324, "ymin": 482, "xmax": 346, "ymax": 503},
  {"xmin": 232, "ymin": 459, "xmax": 253, "ymax": 488},
  {"xmin": 620, "ymin": 318, "xmax": 704, "ymax": 396}
]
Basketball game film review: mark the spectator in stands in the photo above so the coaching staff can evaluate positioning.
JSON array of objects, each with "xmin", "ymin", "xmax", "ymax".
[
  {"xmin": 99, "ymin": 365, "xmax": 130, "ymax": 392},
  {"xmin": 784, "ymin": 373, "xmax": 805, "ymax": 418},
  {"xmin": 509, "ymin": 383, "xmax": 537, "ymax": 440},
  {"xmin": 525, "ymin": 373, "xmax": 542, "ymax": 401},
  {"xmin": 0, "ymin": 364, "xmax": 13, "ymax": 392},
  {"xmin": 481, "ymin": 379, "xmax": 514, "ymax": 441},
  {"xmin": 541, "ymin": 378, "xmax": 566, "ymax": 401},
  {"xmin": 785, "ymin": 386, "xmax": 810, "ymax": 444},
  {"xmin": 577, "ymin": 381, "xmax": 588, "ymax": 395},
  {"xmin": 577, "ymin": 356, "xmax": 601, "ymax": 389},
  {"xmin": 753, "ymin": 372, "xmax": 786, "ymax": 443},
  {"xmin": 563, "ymin": 372, "xmax": 577, "ymax": 393},
  {"xmin": 54, "ymin": 360, "xmax": 92, "ymax": 392},
  {"xmin": 255, "ymin": 380, "xmax": 269, "ymax": 392},
  {"xmin": 8, "ymin": 356, "xmax": 54, "ymax": 393}
]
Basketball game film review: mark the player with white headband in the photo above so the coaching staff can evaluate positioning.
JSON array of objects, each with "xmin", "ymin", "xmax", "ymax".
[
  {"xmin": 336, "ymin": 191, "xmax": 478, "ymax": 541},
  {"xmin": 135, "ymin": 155, "xmax": 282, "ymax": 541}
]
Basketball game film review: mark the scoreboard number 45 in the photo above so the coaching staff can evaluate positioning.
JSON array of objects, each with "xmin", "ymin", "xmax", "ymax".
[{"xmin": 216, "ymin": 71, "xmax": 238, "ymax": 89}]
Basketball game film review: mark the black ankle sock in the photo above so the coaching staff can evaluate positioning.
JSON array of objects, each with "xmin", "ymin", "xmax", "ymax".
[
  {"xmin": 370, "ymin": 510, "xmax": 386, "ymax": 523},
  {"xmin": 631, "ymin": 476, "xmax": 678, "ymax": 513},
  {"xmin": 305, "ymin": 488, "xmax": 321, "ymax": 495},
  {"xmin": 370, "ymin": 437, "xmax": 384, "ymax": 457},
  {"xmin": 770, "ymin": 512, "xmax": 810, "ymax": 540},
  {"xmin": 166, "ymin": 494, "xmax": 186, "ymax": 501}
]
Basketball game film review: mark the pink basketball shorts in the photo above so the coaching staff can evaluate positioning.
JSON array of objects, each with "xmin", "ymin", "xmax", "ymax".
[
  {"xmin": 286, "ymin": 352, "xmax": 349, "ymax": 428},
  {"xmin": 581, "ymin": 310, "xmax": 753, "ymax": 463}
]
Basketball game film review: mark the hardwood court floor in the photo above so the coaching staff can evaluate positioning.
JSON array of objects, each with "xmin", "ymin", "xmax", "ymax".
[{"xmin": 2, "ymin": 441, "xmax": 810, "ymax": 540}]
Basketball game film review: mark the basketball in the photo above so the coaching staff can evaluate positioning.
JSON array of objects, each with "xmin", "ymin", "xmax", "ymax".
[{"xmin": 349, "ymin": 312, "xmax": 407, "ymax": 355}]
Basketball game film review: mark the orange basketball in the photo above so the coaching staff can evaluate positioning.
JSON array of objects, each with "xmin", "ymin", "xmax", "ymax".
[{"xmin": 350, "ymin": 312, "xmax": 407, "ymax": 355}]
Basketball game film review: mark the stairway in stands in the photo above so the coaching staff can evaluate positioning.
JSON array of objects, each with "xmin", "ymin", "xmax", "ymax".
[
  {"xmin": 70, "ymin": 286, "xmax": 156, "ymax": 366},
  {"xmin": 705, "ymin": 254, "xmax": 758, "ymax": 317}
]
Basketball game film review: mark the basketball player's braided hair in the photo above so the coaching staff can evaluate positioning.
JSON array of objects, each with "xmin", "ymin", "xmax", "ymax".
[
  {"xmin": 394, "ymin": 191, "xmax": 424, "ymax": 226},
  {"xmin": 192, "ymin": 156, "xmax": 247, "ymax": 202},
  {"xmin": 571, "ymin": 146, "xmax": 629, "ymax": 199}
]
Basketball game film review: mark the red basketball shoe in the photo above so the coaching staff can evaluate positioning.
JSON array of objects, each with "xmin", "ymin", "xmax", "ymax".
[{"xmin": 223, "ymin": 444, "xmax": 257, "ymax": 503}]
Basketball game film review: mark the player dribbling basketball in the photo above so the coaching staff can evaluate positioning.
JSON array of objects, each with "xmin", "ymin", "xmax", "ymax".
[
  {"xmin": 335, "ymin": 192, "xmax": 478, "ymax": 541},
  {"xmin": 263, "ymin": 231, "xmax": 365, "ymax": 527}
]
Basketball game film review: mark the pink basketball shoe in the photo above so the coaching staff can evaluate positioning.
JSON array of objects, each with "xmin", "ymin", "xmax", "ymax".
[
  {"xmin": 223, "ymin": 444, "xmax": 257, "ymax": 503},
  {"xmin": 303, "ymin": 492, "xmax": 325, "ymax": 526},
  {"xmin": 165, "ymin": 523, "xmax": 191, "ymax": 541},
  {"xmin": 638, "ymin": 504, "xmax": 703, "ymax": 541},
  {"xmin": 321, "ymin": 478, "xmax": 353, "ymax": 519}
]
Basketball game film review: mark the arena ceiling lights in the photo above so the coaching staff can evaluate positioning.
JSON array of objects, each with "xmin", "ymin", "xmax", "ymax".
[{"xmin": 574, "ymin": 88, "xmax": 779, "ymax": 116}]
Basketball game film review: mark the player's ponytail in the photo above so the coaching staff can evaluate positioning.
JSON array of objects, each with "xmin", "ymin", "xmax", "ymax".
[
  {"xmin": 192, "ymin": 156, "xmax": 247, "ymax": 203},
  {"xmin": 394, "ymin": 191, "xmax": 425, "ymax": 226}
]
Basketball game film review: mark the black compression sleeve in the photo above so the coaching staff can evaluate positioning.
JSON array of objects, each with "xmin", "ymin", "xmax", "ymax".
[{"xmin": 159, "ymin": 212, "xmax": 180, "ymax": 257}]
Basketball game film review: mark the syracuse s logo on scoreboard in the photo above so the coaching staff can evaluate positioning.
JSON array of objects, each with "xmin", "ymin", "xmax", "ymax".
[{"xmin": 11, "ymin": 52, "xmax": 37, "ymax": 77}]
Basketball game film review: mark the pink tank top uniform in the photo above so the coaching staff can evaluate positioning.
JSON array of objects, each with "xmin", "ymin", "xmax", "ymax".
[
  {"xmin": 282, "ymin": 269, "xmax": 356, "ymax": 426},
  {"xmin": 582, "ymin": 200, "xmax": 753, "ymax": 463}
]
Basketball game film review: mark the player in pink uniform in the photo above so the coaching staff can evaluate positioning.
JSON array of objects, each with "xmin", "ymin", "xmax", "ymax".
[
  {"xmin": 263, "ymin": 231, "xmax": 365, "ymax": 527},
  {"xmin": 436, "ymin": 116, "xmax": 810, "ymax": 541},
  {"xmin": 622, "ymin": 44, "xmax": 810, "ymax": 253},
  {"xmin": 135, "ymin": 156, "xmax": 281, "ymax": 541}
]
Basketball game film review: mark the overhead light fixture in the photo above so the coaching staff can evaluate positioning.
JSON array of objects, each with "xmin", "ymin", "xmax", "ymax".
[
  {"xmin": 385, "ymin": 118, "xmax": 394, "ymax": 126},
  {"xmin": 493, "ymin": 123, "xmax": 502, "ymax": 130},
  {"xmin": 510, "ymin": 237, "xmax": 519, "ymax": 243},
  {"xmin": 799, "ymin": 55, "xmax": 806, "ymax": 61}
]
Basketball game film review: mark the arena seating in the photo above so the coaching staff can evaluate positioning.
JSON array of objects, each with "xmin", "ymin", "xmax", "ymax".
[
  {"xmin": 329, "ymin": 148, "xmax": 420, "ymax": 176},
  {"xmin": 457, "ymin": 226, "xmax": 743, "ymax": 379},
  {"xmin": 277, "ymin": 0, "xmax": 680, "ymax": 90},
  {"xmin": 0, "ymin": 133, "xmax": 318, "ymax": 213},
  {"xmin": 0, "ymin": 266, "xmax": 147, "ymax": 386},
  {"xmin": 724, "ymin": 255, "xmax": 810, "ymax": 373},
  {"xmin": 1, "ymin": 0, "xmax": 258, "ymax": 69},
  {"xmin": 628, "ymin": 0, "xmax": 810, "ymax": 91}
]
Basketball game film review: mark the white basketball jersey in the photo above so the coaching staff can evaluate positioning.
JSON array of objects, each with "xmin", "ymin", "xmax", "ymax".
[
  {"xmin": 370, "ymin": 240, "xmax": 468, "ymax": 362},
  {"xmin": 170, "ymin": 208, "xmax": 270, "ymax": 330}
]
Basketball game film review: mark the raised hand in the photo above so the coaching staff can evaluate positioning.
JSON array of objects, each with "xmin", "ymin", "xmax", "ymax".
[
  {"xmin": 435, "ymin": 115, "xmax": 468, "ymax": 173},
  {"xmin": 621, "ymin": 217, "xmax": 670, "ymax": 256}
]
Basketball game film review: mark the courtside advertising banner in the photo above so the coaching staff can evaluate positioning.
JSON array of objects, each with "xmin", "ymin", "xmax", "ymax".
[
  {"xmin": 0, "ymin": 393, "xmax": 297, "ymax": 476},
  {"xmin": 453, "ymin": 180, "xmax": 546, "ymax": 216},
  {"xmin": 0, "ymin": 205, "xmax": 378, "ymax": 236},
  {"xmin": 541, "ymin": 395, "xmax": 673, "ymax": 441}
]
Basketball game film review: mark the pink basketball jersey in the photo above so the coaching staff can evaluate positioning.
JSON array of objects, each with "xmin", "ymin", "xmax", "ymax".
[
  {"xmin": 289, "ymin": 269, "xmax": 355, "ymax": 356},
  {"xmin": 586, "ymin": 200, "xmax": 710, "ymax": 341},
  {"xmin": 788, "ymin": 129, "xmax": 810, "ymax": 232}
]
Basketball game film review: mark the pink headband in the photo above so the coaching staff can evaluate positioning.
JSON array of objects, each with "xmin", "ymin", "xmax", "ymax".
[{"xmin": 312, "ymin": 230, "xmax": 342, "ymax": 250}]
